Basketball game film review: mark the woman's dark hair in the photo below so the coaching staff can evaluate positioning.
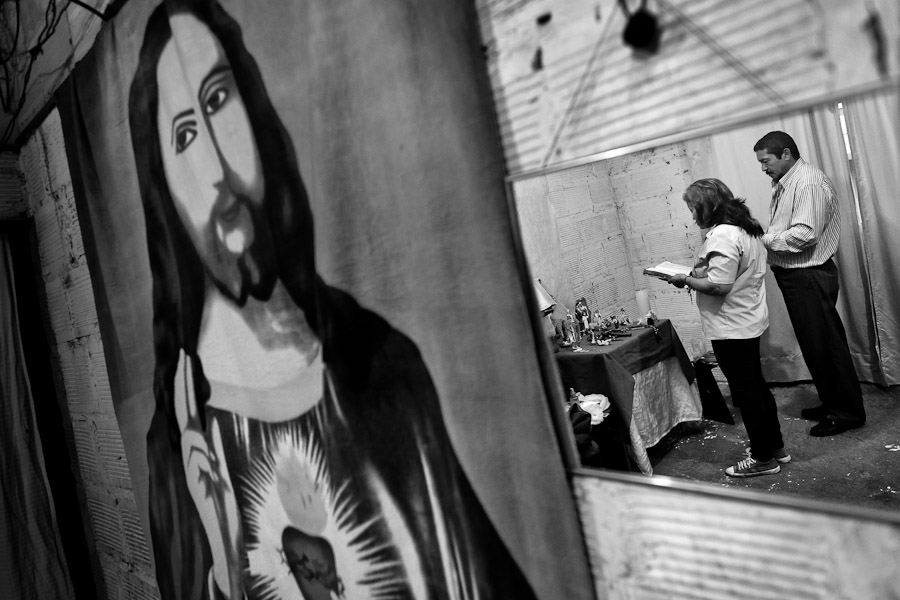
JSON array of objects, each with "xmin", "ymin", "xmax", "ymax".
[
  {"xmin": 683, "ymin": 178, "xmax": 764, "ymax": 236},
  {"xmin": 753, "ymin": 130, "xmax": 801, "ymax": 160}
]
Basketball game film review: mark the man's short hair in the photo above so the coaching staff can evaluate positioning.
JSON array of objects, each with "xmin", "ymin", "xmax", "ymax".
[{"xmin": 753, "ymin": 130, "xmax": 801, "ymax": 160}]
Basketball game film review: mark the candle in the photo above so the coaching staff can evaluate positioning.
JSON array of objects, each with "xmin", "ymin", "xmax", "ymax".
[{"xmin": 636, "ymin": 288, "xmax": 651, "ymax": 316}]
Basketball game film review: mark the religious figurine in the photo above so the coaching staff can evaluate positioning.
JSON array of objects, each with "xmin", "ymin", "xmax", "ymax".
[
  {"xmin": 564, "ymin": 310, "xmax": 579, "ymax": 346},
  {"xmin": 600, "ymin": 314, "xmax": 614, "ymax": 330},
  {"xmin": 574, "ymin": 298, "xmax": 591, "ymax": 335},
  {"xmin": 557, "ymin": 317, "xmax": 571, "ymax": 347}
]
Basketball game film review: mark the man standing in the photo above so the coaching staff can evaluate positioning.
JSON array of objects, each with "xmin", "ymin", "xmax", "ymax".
[{"xmin": 753, "ymin": 131, "xmax": 865, "ymax": 437}]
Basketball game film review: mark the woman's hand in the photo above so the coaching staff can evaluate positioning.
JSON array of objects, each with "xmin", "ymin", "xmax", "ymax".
[
  {"xmin": 174, "ymin": 351, "xmax": 244, "ymax": 599},
  {"xmin": 667, "ymin": 273, "xmax": 688, "ymax": 288},
  {"xmin": 667, "ymin": 274, "xmax": 733, "ymax": 296}
]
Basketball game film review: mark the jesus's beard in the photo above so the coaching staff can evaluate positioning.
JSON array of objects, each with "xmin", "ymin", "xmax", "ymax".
[{"xmin": 203, "ymin": 193, "xmax": 277, "ymax": 306}]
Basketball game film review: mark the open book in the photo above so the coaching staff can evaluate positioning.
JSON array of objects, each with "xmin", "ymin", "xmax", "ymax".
[{"xmin": 643, "ymin": 261, "xmax": 691, "ymax": 280}]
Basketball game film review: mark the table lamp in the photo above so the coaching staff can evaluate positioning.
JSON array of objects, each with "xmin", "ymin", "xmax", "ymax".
[
  {"xmin": 533, "ymin": 279, "xmax": 556, "ymax": 315},
  {"xmin": 533, "ymin": 279, "xmax": 559, "ymax": 344}
]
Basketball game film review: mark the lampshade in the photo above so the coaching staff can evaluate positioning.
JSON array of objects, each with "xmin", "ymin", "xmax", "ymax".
[{"xmin": 533, "ymin": 279, "xmax": 556, "ymax": 314}]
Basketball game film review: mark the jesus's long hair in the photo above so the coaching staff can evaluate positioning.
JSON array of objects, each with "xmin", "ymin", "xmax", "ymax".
[{"xmin": 129, "ymin": 1, "xmax": 322, "ymax": 597}]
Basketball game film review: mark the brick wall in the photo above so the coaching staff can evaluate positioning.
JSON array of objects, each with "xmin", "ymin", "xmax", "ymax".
[
  {"xmin": 0, "ymin": 153, "xmax": 27, "ymax": 219},
  {"xmin": 512, "ymin": 140, "xmax": 708, "ymax": 357},
  {"xmin": 17, "ymin": 109, "xmax": 159, "ymax": 600}
]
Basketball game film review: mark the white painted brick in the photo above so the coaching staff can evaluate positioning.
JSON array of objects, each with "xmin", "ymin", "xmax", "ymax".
[
  {"xmin": 0, "ymin": 154, "xmax": 28, "ymax": 218},
  {"xmin": 64, "ymin": 263, "xmax": 100, "ymax": 338},
  {"xmin": 18, "ymin": 109, "xmax": 151, "ymax": 600}
]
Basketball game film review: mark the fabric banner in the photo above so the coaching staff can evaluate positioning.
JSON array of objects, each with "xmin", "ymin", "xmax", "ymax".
[{"xmin": 56, "ymin": 1, "xmax": 592, "ymax": 598}]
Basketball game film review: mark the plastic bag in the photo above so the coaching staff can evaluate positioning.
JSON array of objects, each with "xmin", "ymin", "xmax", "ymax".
[{"xmin": 577, "ymin": 393, "xmax": 611, "ymax": 426}]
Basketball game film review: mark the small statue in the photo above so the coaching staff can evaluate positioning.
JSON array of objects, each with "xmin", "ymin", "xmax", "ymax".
[
  {"xmin": 619, "ymin": 307, "xmax": 634, "ymax": 327},
  {"xmin": 574, "ymin": 299, "xmax": 591, "ymax": 335},
  {"xmin": 554, "ymin": 317, "xmax": 570, "ymax": 347},
  {"xmin": 564, "ymin": 310, "xmax": 579, "ymax": 345}
]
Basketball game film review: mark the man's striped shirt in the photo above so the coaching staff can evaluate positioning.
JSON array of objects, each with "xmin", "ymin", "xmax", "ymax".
[{"xmin": 763, "ymin": 158, "xmax": 841, "ymax": 269}]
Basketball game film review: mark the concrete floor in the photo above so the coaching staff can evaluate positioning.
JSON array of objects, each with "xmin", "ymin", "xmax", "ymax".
[{"xmin": 648, "ymin": 378, "xmax": 900, "ymax": 514}]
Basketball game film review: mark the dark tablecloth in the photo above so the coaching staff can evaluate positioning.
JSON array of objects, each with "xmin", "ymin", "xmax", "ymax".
[{"xmin": 555, "ymin": 319, "xmax": 695, "ymax": 430}]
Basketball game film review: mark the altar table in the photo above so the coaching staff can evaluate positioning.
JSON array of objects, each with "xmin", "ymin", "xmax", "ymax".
[{"xmin": 555, "ymin": 320, "xmax": 706, "ymax": 475}]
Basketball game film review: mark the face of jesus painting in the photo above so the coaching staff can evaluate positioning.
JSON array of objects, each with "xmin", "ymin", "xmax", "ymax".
[{"xmin": 156, "ymin": 13, "xmax": 274, "ymax": 304}]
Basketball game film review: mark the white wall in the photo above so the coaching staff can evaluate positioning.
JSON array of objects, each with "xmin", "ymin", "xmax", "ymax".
[
  {"xmin": 16, "ymin": 109, "xmax": 159, "ymax": 600},
  {"xmin": 513, "ymin": 140, "xmax": 708, "ymax": 358},
  {"xmin": 477, "ymin": 0, "xmax": 900, "ymax": 174}
]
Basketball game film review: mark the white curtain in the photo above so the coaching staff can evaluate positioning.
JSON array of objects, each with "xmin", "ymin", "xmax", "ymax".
[
  {"xmin": 805, "ymin": 102, "xmax": 883, "ymax": 384},
  {"xmin": 844, "ymin": 89, "xmax": 900, "ymax": 384},
  {"xmin": 0, "ymin": 233, "xmax": 74, "ymax": 600},
  {"xmin": 701, "ymin": 88, "xmax": 899, "ymax": 384}
]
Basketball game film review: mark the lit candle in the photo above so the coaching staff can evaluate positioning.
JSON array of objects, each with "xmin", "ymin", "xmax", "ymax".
[{"xmin": 635, "ymin": 289, "xmax": 651, "ymax": 316}]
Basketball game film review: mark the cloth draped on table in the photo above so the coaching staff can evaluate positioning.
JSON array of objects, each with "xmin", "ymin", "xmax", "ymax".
[
  {"xmin": 555, "ymin": 321, "xmax": 704, "ymax": 474},
  {"xmin": 556, "ymin": 320, "xmax": 695, "ymax": 430}
]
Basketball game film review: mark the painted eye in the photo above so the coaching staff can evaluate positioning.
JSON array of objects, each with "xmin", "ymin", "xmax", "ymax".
[
  {"xmin": 174, "ymin": 122, "xmax": 197, "ymax": 154},
  {"xmin": 204, "ymin": 87, "xmax": 228, "ymax": 115}
]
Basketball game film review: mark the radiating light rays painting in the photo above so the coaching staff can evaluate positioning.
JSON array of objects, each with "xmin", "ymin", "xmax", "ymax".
[{"xmin": 241, "ymin": 425, "xmax": 419, "ymax": 599}]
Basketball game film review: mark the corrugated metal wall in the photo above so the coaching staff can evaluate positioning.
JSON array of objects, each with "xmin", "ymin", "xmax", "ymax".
[
  {"xmin": 17, "ymin": 109, "xmax": 159, "ymax": 600},
  {"xmin": 575, "ymin": 474, "xmax": 900, "ymax": 600},
  {"xmin": 477, "ymin": 0, "xmax": 899, "ymax": 175}
]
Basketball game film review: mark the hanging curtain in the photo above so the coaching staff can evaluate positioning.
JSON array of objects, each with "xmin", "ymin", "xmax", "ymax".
[
  {"xmin": 54, "ymin": 0, "xmax": 592, "ymax": 598},
  {"xmin": 703, "ymin": 100, "xmax": 891, "ymax": 384},
  {"xmin": 706, "ymin": 115, "xmax": 815, "ymax": 382},
  {"xmin": 843, "ymin": 88, "xmax": 900, "ymax": 384},
  {"xmin": 0, "ymin": 233, "xmax": 74, "ymax": 600},
  {"xmin": 803, "ymin": 101, "xmax": 884, "ymax": 384}
]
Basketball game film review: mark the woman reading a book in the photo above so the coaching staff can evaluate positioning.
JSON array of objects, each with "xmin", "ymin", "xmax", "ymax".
[{"xmin": 667, "ymin": 178, "xmax": 788, "ymax": 478}]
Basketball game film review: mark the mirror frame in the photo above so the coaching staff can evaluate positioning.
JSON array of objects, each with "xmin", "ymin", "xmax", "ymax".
[{"xmin": 504, "ymin": 74, "xmax": 900, "ymax": 525}]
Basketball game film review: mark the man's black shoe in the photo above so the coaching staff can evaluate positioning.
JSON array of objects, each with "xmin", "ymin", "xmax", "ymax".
[
  {"xmin": 809, "ymin": 418, "xmax": 864, "ymax": 437},
  {"xmin": 800, "ymin": 405, "xmax": 828, "ymax": 420}
]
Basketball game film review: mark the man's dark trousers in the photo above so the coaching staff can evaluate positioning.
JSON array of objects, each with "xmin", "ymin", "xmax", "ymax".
[{"xmin": 772, "ymin": 259, "xmax": 865, "ymax": 422}]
